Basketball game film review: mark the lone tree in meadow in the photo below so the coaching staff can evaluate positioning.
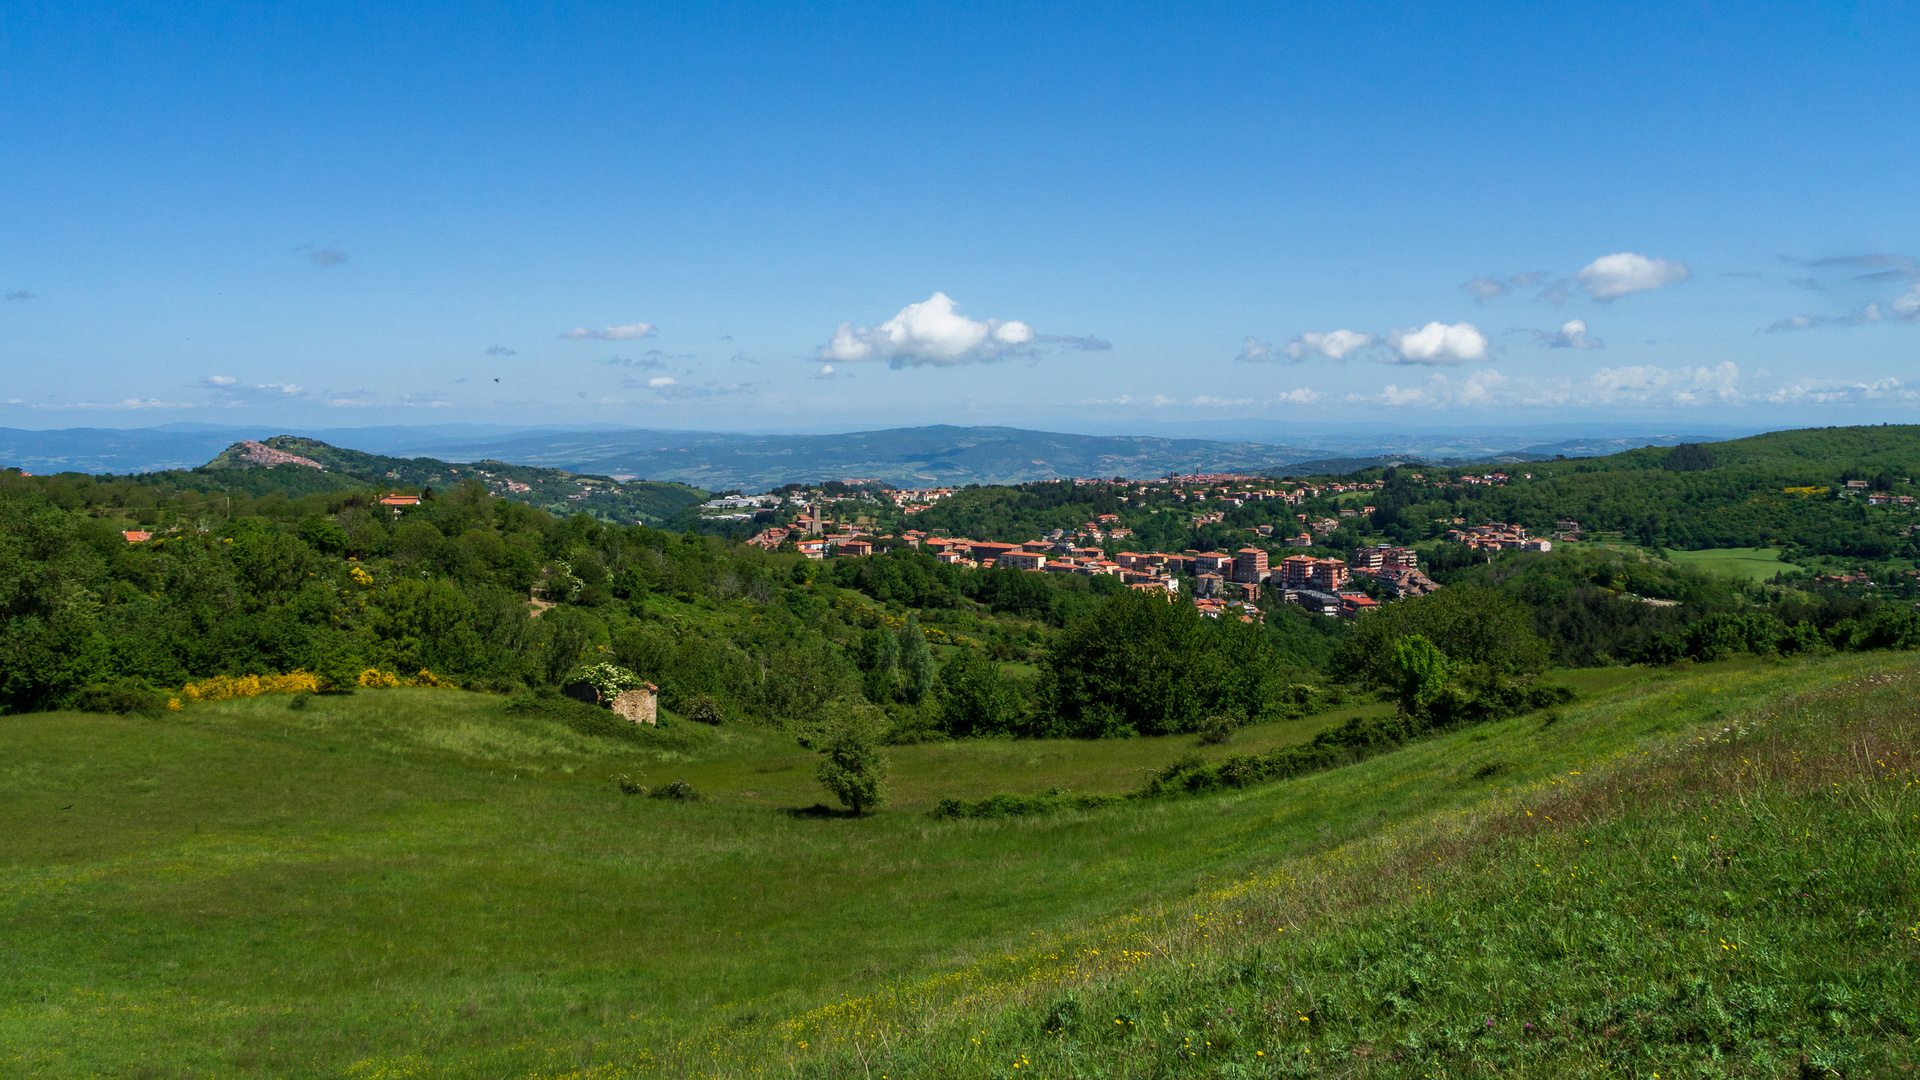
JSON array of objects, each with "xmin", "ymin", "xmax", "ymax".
[
  {"xmin": 815, "ymin": 706, "xmax": 890, "ymax": 815},
  {"xmin": 1388, "ymin": 633, "xmax": 1449, "ymax": 717}
]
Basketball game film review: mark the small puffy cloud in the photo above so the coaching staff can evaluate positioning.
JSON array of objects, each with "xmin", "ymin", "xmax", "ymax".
[
  {"xmin": 1535, "ymin": 319, "xmax": 1604, "ymax": 349},
  {"xmin": 1236, "ymin": 337, "xmax": 1281, "ymax": 363},
  {"xmin": 1574, "ymin": 253, "xmax": 1692, "ymax": 301},
  {"xmin": 1287, "ymin": 329, "xmax": 1377, "ymax": 362},
  {"xmin": 561, "ymin": 322, "xmax": 657, "ymax": 341},
  {"xmin": 813, "ymin": 364, "xmax": 848, "ymax": 380},
  {"xmin": 1385, "ymin": 322, "xmax": 1488, "ymax": 365},
  {"xmin": 5, "ymin": 290, "xmax": 33, "ymax": 300},
  {"xmin": 1272, "ymin": 387, "xmax": 1322, "ymax": 404},
  {"xmin": 1242, "ymin": 330, "xmax": 1375, "ymax": 363},
  {"xmin": 647, "ymin": 376, "xmax": 677, "ymax": 389},
  {"xmin": 201, "ymin": 375, "xmax": 238, "ymax": 387},
  {"xmin": 486, "ymin": 345, "xmax": 518, "ymax": 356},
  {"xmin": 819, "ymin": 292, "xmax": 1036, "ymax": 367}
]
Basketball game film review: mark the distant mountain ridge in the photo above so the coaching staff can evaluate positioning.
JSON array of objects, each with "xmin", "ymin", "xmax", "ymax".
[{"xmin": 0, "ymin": 422, "xmax": 1742, "ymax": 490}]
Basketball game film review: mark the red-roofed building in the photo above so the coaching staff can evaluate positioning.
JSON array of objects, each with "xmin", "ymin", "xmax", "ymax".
[
  {"xmin": 1340, "ymin": 593, "xmax": 1380, "ymax": 616},
  {"xmin": 122, "ymin": 530, "xmax": 151, "ymax": 543},
  {"xmin": 968, "ymin": 541, "xmax": 1020, "ymax": 564},
  {"xmin": 1233, "ymin": 547, "xmax": 1269, "ymax": 584}
]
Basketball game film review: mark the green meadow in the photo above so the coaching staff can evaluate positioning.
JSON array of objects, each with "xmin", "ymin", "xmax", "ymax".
[
  {"xmin": 5, "ymin": 654, "xmax": 1917, "ymax": 1078},
  {"xmin": 1664, "ymin": 546, "xmax": 1787, "ymax": 581}
]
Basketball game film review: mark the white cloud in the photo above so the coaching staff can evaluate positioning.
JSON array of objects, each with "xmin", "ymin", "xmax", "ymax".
[
  {"xmin": 1763, "ymin": 377, "xmax": 1916, "ymax": 404},
  {"xmin": 1285, "ymin": 329, "xmax": 1377, "ymax": 362},
  {"xmin": 201, "ymin": 375, "xmax": 238, "ymax": 387},
  {"xmin": 1272, "ymin": 387, "xmax": 1322, "ymax": 404},
  {"xmin": 1385, "ymin": 322, "xmax": 1488, "ymax": 365},
  {"xmin": 1189, "ymin": 395, "xmax": 1256, "ymax": 407},
  {"xmin": 1353, "ymin": 362, "xmax": 1741, "ymax": 409},
  {"xmin": 647, "ymin": 376, "xmax": 677, "ymax": 388},
  {"xmin": 561, "ymin": 322, "xmax": 657, "ymax": 341},
  {"xmin": 819, "ymin": 292, "xmax": 1036, "ymax": 367},
  {"xmin": 1236, "ymin": 338, "xmax": 1280, "ymax": 363},
  {"xmin": 1536, "ymin": 319, "xmax": 1604, "ymax": 349},
  {"xmin": 1575, "ymin": 253, "xmax": 1692, "ymax": 301},
  {"xmin": 1765, "ymin": 280, "xmax": 1920, "ymax": 332}
]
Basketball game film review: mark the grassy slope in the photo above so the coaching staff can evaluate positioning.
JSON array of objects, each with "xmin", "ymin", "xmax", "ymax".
[
  {"xmin": 788, "ymin": 657, "xmax": 1920, "ymax": 1079},
  {"xmin": 2, "ymin": 656, "xmax": 1913, "ymax": 1078},
  {"xmin": 1664, "ymin": 546, "xmax": 1786, "ymax": 581}
]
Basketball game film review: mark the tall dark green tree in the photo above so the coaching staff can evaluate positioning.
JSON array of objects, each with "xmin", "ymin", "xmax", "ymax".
[{"xmin": 898, "ymin": 614, "xmax": 936, "ymax": 704}]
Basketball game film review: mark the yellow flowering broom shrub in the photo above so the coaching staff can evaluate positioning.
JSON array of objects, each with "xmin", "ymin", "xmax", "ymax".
[
  {"xmin": 177, "ymin": 670, "xmax": 323, "ymax": 702},
  {"xmin": 173, "ymin": 667, "xmax": 459, "ymax": 704},
  {"xmin": 357, "ymin": 668, "xmax": 460, "ymax": 689}
]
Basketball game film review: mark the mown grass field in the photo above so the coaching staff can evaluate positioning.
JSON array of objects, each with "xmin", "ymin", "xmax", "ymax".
[
  {"xmin": 1664, "ymin": 546, "xmax": 1787, "ymax": 581},
  {"xmin": 3, "ymin": 654, "xmax": 1915, "ymax": 1078}
]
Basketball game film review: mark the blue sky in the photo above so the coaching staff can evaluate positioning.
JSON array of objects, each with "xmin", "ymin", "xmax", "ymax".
[{"xmin": 3, "ymin": 2, "xmax": 1918, "ymax": 433}]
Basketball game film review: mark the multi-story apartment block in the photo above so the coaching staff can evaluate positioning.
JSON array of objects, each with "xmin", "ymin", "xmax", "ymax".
[{"xmin": 1233, "ymin": 546, "xmax": 1269, "ymax": 584}]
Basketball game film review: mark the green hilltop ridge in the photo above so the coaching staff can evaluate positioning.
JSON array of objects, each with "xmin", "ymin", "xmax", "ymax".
[{"xmin": 190, "ymin": 434, "xmax": 710, "ymax": 525}]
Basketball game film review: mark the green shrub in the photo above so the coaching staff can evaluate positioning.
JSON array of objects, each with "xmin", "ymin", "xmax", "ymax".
[
  {"xmin": 1195, "ymin": 713, "xmax": 1241, "ymax": 746},
  {"xmin": 815, "ymin": 706, "xmax": 890, "ymax": 814},
  {"xmin": 68, "ymin": 678, "xmax": 166, "ymax": 717},
  {"xmin": 683, "ymin": 694, "xmax": 724, "ymax": 725},
  {"xmin": 648, "ymin": 779, "xmax": 697, "ymax": 800},
  {"xmin": 930, "ymin": 787, "xmax": 1123, "ymax": 819}
]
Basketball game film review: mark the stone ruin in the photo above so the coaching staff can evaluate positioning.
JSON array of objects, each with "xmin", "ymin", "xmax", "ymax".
[
  {"xmin": 561, "ymin": 680, "xmax": 659, "ymax": 725},
  {"xmin": 610, "ymin": 685, "xmax": 658, "ymax": 726}
]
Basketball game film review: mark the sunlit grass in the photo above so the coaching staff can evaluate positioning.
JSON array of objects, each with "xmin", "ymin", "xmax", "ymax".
[{"xmin": 2, "ymin": 654, "xmax": 1911, "ymax": 1077}]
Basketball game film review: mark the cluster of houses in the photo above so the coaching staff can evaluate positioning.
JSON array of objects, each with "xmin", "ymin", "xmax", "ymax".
[
  {"xmin": 744, "ymin": 508, "xmax": 1440, "ymax": 620},
  {"xmin": 1444, "ymin": 521, "xmax": 1553, "ymax": 552},
  {"xmin": 889, "ymin": 487, "xmax": 958, "ymax": 515}
]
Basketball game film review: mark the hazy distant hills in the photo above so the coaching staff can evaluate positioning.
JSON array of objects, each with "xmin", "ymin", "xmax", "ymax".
[
  {"xmin": 411, "ymin": 426, "xmax": 1749, "ymax": 488},
  {"xmin": 410, "ymin": 425, "xmax": 1331, "ymax": 488},
  {"xmin": 0, "ymin": 422, "xmax": 1746, "ymax": 489},
  {"xmin": 0, "ymin": 423, "xmax": 638, "ymax": 476}
]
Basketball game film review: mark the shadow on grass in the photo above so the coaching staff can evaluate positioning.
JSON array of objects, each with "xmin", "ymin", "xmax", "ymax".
[{"xmin": 782, "ymin": 803, "xmax": 866, "ymax": 819}]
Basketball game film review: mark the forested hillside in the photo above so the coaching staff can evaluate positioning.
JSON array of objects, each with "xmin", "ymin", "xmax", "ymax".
[{"xmin": 30, "ymin": 434, "xmax": 708, "ymax": 525}]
